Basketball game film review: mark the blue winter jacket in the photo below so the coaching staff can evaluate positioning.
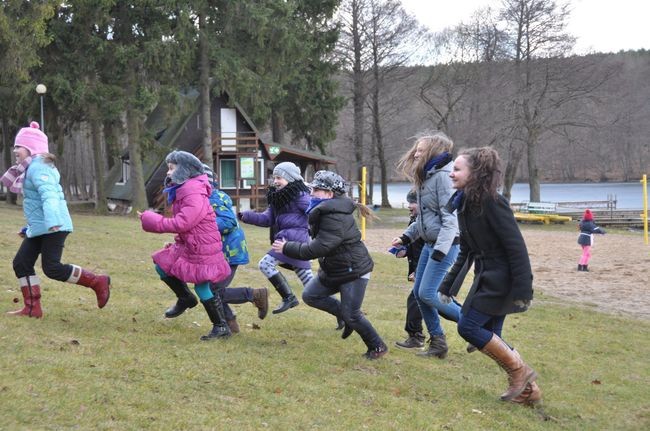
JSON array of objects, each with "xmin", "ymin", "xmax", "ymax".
[
  {"xmin": 22, "ymin": 156, "xmax": 73, "ymax": 238},
  {"xmin": 209, "ymin": 187, "xmax": 249, "ymax": 265}
]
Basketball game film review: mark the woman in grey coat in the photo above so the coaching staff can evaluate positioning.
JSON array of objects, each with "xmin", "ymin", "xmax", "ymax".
[{"xmin": 391, "ymin": 131, "xmax": 460, "ymax": 359}]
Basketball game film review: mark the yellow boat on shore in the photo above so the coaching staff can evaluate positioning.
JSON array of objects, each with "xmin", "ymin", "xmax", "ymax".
[{"xmin": 514, "ymin": 212, "xmax": 572, "ymax": 224}]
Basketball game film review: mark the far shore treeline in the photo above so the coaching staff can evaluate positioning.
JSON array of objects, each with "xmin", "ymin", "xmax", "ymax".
[{"xmin": 1, "ymin": 1, "xmax": 648, "ymax": 211}]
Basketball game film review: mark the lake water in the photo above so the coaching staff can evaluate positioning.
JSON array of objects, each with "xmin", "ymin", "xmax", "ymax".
[{"xmin": 372, "ymin": 182, "xmax": 646, "ymax": 209}]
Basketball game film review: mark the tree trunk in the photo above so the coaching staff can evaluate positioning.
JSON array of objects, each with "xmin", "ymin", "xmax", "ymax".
[
  {"xmin": 371, "ymin": 64, "xmax": 390, "ymax": 208},
  {"xmin": 89, "ymin": 102, "xmax": 107, "ymax": 214},
  {"xmin": 271, "ymin": 108, "xmax": 285, "ymax": 145},
  {"xmin": 526, "ymin": 129, "xmax": 541, "ymax": 202},
  {"xmin": 502, "ymin": 140, "xmax": 524, "ymax": 202},
  {"xmin": 1, "ymin": 117, "xmax": 17, "ymax": 205},
  {"xmin": 199, "ymin": 12, "xmax": 213, "ymax": 166},
  {"xmin": 126, "ymin": 67, "xmax": 147, "ymax": 212},
  {"xmin": 352, "ymin": 0, "xmax": 365, "ymax": 180}
]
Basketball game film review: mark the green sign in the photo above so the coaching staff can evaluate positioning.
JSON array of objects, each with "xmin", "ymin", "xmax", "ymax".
[
  {"xmin": 269, "ymin": 146, "xmax": 280, "ymax": 155},
  {"xmin": 240, "ymin": 157, "xmax": 255, "ymax": 179}
]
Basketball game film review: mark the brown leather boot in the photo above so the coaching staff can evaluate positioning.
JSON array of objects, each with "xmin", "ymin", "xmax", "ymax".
[
  {"xmin": 252, "ymin": 288, "xmax": 269, "ymax": 320},
  {"xmin": 480, "ymin": 334, "xmax": 538, "ymax": 401},
  {"xmin": 227, "ymin": 317, "xmax": 240, "ymax": 334},
  {"xmin": 67, "ymin": 265, "xmax": 110, "ymax": 308},
  {"xmin": 511, "ymin": 381, "xmax": 542, "ymax": 407},
  {"xmin": 7, "ymin": 276, "xmax": 43, "ymax": 318}
]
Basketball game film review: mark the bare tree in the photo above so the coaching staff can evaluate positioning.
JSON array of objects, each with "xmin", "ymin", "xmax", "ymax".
[
  {"xmin": 364, "ymin": 0, "xmax": 426, "ymax": 207},
  {"xmin": 336, "ymin": 0, "xmax": 370, "ymax": 182},
  {"xmin": 500, "ymin": 0, "xmax": 577, "ymax": 201}
]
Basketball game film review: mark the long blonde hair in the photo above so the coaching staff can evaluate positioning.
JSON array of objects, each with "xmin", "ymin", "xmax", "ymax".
[{"xmin": 396, "ymin": 131, "xmax": 454, "ymax": 187}]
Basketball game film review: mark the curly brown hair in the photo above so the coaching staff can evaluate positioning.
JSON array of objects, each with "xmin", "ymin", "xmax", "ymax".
[
  {"xmin": 396, "ymin": 131, "xmax": 453, "ymax": 187},
  {"xmin": 457, "ymin": 147, "xmax": 502, "ymax": 211}
]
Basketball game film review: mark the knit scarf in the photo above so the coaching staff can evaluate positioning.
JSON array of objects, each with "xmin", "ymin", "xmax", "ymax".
[
  {"xmin": 266, "ymin": 180, "xmax": 310, "ymax": 211},
  {"xmin": 163, "ymin": 183, "xmax": 182, "ymax": 204},
  {"xmin": 450, "ymin": 190, "xmax": 465, "ymax": 211},
  {"xmin": 306, "ymin": 197, "xmax": 331, "ymax": 214},
  {"xmin": 1, "ymin": 156, "xmax": 33, "ymax": 194},
  {"xmin": 423, "ymin": 152, "xmax": 452, "ymax": 175}
]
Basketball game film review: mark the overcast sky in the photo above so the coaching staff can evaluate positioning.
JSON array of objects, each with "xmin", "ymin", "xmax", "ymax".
[{"xmin": 400, "ymin": 0, "xmax": 650, "ymax": 54}]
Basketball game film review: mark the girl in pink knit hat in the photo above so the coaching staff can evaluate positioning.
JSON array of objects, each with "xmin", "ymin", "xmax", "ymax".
[
  {"xmin": 577, "ymin": 209, "xmax": 606, "ymax": 271},
  {"xmin": 2, "ymin": 122, "xmax": 111, "ymax": 318}
]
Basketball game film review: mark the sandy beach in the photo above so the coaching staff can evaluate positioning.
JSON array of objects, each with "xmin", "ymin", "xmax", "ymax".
[{"xmin": 364, "ymin": 227, "xmax": 650, "ymax": 320}]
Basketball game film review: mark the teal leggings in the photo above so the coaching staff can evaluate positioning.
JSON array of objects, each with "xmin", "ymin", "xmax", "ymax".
[{"xmin": 155, "ymin": 265, "xmax": 213, "ymax": 301}]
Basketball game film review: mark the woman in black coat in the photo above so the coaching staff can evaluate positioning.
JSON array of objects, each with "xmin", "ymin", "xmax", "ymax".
[
  {"xmin": 272, "ymin": 171, "xmax": 387, "ymax": 360},
  {"xmin": 438, "ymin": 147, "xmax": 541, "ymax": 406}
]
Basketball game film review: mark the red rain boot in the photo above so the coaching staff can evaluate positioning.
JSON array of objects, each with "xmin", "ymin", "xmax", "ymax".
[
  {"xmin": 7, "ymin": 276, "xmax": 43, "ymax": 318},
  {"xmin": 68, "ymin": 265, "xmax": 111, "ymax": 308}
]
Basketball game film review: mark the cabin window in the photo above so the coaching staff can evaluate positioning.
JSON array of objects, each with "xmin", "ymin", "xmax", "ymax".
[{"xmin": 117, "ymin": 159, "xmax": 130, "ymax": 185}]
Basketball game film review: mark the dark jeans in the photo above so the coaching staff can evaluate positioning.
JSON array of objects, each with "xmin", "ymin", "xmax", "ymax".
[
  {"xmin": 302, "ymin": 276, "xmax": 384, "ymax": 349},
  {"xmin": 212, "ymin": 265, "xmax": 259, "ymax": 321},
  {"xmin": 211, "ymin": 265, "xmax": 242, "ymax": 321},
  {"xmin": 404, "ymin": 289, "xmax": 424, "ymax": 336},
  {"xmin": 457, "ymin": 306, "xmax": 506, "ymax": 349},
  {"xmin": 13, "ymin": 231, "xmax": 73, "ymax": 281}
]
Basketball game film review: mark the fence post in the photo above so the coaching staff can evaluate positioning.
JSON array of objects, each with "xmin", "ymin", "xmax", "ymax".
[
  {"xmin": 641, "ymin": 175, "xmax": 648, "ymax": 245},
  {"xmin": 360, "ymin": 166, "xmax": 367, "ymax": 241}
]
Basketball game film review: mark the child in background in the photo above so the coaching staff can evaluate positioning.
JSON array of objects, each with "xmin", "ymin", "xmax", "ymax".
[
  {"xmin": 138, "ymin": 151, "xmax": 231, "ymax": 341},
  {"xmin": 272, "ymin": 171, "xmax": 388, "ymax": 359},
  {"xmin": 238, "ymin": 162, "xmax": 313, "ymax": 314},
  {"xmin": 3, "ymin": 122, "xmax": 110, "ymax": 318},
  {"xmin": 393, "ymin": 189, "xmax": 426, "ymax": 349},
  {"xmin": 203, "ymin": 165, "xmax": 268, "ymax": 334},
  {"xmin": 577, "ymin": 209, "xmax": 606, "ymax": 272}
]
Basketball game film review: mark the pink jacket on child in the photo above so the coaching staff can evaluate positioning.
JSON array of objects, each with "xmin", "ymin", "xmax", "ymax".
[{"xmin": 141, "ymin": 175, "xmax": 231, "ymax": 284}]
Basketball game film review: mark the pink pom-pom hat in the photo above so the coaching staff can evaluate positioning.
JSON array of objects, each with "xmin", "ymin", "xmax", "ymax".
[{"xmin": 14, "ymin": 121, "xmax": 49, "ymax": 156}]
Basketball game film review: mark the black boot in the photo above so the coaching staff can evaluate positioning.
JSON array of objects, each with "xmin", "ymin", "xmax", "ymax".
[
  {"xmin": 341, "ymin": 321, "xmax": 354, "ymax": 339},
  {"xmin": 269, "ymin": 273, "xmax": 299, "ymax": 314},
  {"xmin": 582, "ymin": 264, "xmax": 589, "ymax": 272},
  {"xmin": 200, "ymin": 295, "xmax": 231, "ymax": 341},
  {"xmin": 162, "ymin": 276, "xmax": 198, "ymax": 318},
  {"xmin": 416, "ymin": 334, "xmax": 449, "ymax": 359}
]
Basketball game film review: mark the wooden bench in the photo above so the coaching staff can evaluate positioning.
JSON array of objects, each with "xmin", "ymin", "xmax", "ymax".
[{"xmin": 525, "ymin": 202, "xmax": 557, "ymax": 214}]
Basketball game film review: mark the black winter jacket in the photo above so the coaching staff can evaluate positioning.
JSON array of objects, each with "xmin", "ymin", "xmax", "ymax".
[
  {"xmin": 439, "ymin": 193, "xmax": 533, "ymax": 316},
  {"xmin": 283, "ymin": 196, "xmax": 374, "ymax": 286}
]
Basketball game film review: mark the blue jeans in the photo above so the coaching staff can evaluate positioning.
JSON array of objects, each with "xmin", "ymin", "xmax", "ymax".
[
  {"xmin": 302, "ymin": 276, "xmax": 384, "ymax": 349},
  {"xmin": 457, "ymin": 307, "xmax": 505, "ymax": 349},
  {"xmin": 413, "ymin": 243, "xmax": 460, "ymax": 337}
]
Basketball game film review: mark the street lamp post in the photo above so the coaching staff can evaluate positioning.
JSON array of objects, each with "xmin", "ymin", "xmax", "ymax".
[{"xmin": 35, "ymin": 84, "xmax": 47, "ymax": 133}]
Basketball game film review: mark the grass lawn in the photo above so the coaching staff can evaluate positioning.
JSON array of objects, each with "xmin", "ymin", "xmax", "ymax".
[{"xmin": 0, "ymin": 204, "xmax": 648, "ymax": 430}]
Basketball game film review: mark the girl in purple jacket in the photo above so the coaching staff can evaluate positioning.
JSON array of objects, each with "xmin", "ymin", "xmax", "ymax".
[
  {"xmin": 238, "ymin": 162, "xmax": 313, "ymax": 314},
  {"xmin": 139, "ymin": 151, "xmax": 232, "ymax": 341}
]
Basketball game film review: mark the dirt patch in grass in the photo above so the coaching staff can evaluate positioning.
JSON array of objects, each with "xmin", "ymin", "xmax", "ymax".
[{"xmin": 364, "ymin": 227, "xmax": 650, "ymax": 320}]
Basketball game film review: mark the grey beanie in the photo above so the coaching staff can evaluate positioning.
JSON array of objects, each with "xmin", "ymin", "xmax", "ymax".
[
  {"xmin": 273, "ymin": 162, "xmax": 303, "ymax": 183},
  {"xmin": 307, "ymin": 170, "xmax": 347, "ymax": 194},
  {"xmin": 406, "ymin": 189, "xmax": 417, "ymax": 203},
  {"xmin": 165, "ymin": 151, "xmax": 205, "ymax": 184}
]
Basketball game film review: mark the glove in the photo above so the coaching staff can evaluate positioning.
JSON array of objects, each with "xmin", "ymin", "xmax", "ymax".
[
  {"xmin": 18, "ymin": 226, "xmax": 28, "ymax": 238},
  {"xmin": 438, "ymin": 292, "xmax": 452, "ymax": 305},
  {"xmin": 513, "ymin": 299, "xmax": 531, "ymax": 310},
  {"xmin": 431, "ymin": 250, "xmax": 446, "ymax": 262},
  {"xmin": 237, "ymin": 212, "xmax": 243, "ymax": 220}
]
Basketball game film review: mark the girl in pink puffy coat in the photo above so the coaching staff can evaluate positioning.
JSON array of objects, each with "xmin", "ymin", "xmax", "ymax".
[{"xmin": 138, "ymin": 151, "xmax": 231, "ymax": 341}]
